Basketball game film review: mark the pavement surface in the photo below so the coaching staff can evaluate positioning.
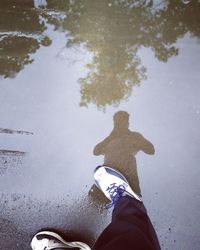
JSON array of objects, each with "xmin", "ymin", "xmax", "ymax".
[{"xmin": 0, "ymin": 1, "xmax": 200, "ymax": 249}]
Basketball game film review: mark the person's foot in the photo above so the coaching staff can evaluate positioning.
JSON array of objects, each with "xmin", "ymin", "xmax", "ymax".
[
  {"xmin": 31, "ymin": 230, "xmax": 91, "ymax": 250},
  {"xmin": 94, "ymin": 165, "xmax": 142, "ymax": 208}
]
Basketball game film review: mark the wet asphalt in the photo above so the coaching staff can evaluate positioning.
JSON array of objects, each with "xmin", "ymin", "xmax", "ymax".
[{"xmin": 0, "ymin": 1, "xmax": 200, "ymax": 249}]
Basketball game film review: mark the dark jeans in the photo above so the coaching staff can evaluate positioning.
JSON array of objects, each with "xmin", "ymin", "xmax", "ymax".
[{"xmin": 93, "ymin": 196, "xmax": 160, "ymax": 250}]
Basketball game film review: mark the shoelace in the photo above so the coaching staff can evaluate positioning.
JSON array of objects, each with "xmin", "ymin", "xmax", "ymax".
[{"xmin": 105, "ymin": 183, "xmax": 126, "ymax": 208}]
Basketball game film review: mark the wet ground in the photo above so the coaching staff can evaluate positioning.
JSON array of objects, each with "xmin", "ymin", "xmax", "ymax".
[{"xmin": 0, "ymin": 0, "xmax": 200, "ymax": 249}]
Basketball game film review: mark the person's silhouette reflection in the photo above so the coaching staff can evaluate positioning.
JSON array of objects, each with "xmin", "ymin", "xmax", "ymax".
[{"xmin": 93, "ymin": 111, "xmax": 155, "ymax": 196}]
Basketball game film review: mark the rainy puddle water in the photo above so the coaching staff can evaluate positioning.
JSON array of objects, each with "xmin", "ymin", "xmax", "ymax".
[{"xmin": 0, "ymin": 1, "xmax": 200, "ymax": 249}]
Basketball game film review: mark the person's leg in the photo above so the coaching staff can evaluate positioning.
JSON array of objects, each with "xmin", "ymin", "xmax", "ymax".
[
  {"xmin": 93, "ymin": 196, "xmax": 160, "ymax": 250},
  {"xmin": 30, "ymin": 165, "xmax": 160, "ymax": 250},
  {"xmin": 93, "ymin": 166, "xmax": 160, "ymax": 250}
]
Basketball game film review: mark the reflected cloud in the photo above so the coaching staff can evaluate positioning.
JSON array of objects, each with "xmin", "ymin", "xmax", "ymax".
[{"xmin": 93, "ymin": 111, "xmax": 155, "ymax": 196}]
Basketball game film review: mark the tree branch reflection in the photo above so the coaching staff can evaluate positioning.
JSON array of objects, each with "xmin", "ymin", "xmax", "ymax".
[{"xmin": 1, "ymin": 0, "xmax": 200, "ymax": 108}]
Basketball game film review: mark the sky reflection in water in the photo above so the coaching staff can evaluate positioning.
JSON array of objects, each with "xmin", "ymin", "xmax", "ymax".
[
  {"xmin": 1, "ymin": 0, "xmax": 200, "ymax": 108},
  {"xmin": 0, "ymin": 1, "xmax": 200, "ymax": 249}
]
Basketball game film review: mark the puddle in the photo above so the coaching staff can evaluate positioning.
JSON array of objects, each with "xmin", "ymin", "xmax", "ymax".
[{"xmin": 0, "ymin": 1, "xmax": 200, "ymax": 249}]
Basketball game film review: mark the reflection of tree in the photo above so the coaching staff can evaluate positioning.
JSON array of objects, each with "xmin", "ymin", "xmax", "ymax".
[
  {"xmin": 79, "ymin": 48, "xmax": 146, "ymax": 107},
  {"xmin": 0, "ymin": 0, "xmax": 51, "ymax": 78},
  {"xmin": 1, "ymin": 1, "xmax": 200, "ymax": 107},
  {"xmin": 0, "ymin": 36, "xmax": 39, "ymax": 78},
  {"xmin": 45, "ymin": 0, "xmax": 200, "ymax": 108},
  {"xmin": 61, "ymin": 1, "xmax": 150, "ymax": 108}
]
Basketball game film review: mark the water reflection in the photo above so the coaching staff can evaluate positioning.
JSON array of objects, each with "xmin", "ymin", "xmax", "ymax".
[
  {"xmin": 93, "ymin": 111, "xmax": 155, "ymax": 196},
  {"xmin": 0, "ymin": 128, "xmax": 33, "ymax": 135},
  {"xmin": 44, "ymin": 0, "xmax": 200, "ymax": 108},
  {"xmin": 1, "ymin": 0, "xmax": 200, "ymax": 106},
  {"xmin": 0, "ymin": 0, "xmax": 51, "ymax": 78}
]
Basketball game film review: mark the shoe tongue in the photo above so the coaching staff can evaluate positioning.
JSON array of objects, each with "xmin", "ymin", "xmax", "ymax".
[{"xmin": 96, "ymin": 167, "xmax": 107, "ymax": 177}]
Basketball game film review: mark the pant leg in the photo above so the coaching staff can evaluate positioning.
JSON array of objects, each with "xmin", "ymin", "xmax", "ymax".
[{"xmin": 93, "ymin": 196, "xmax": 160, "ymax": 250}]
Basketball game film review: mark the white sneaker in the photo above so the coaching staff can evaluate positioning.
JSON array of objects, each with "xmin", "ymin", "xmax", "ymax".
[
  {"xmin": 31, "ymin": 230, "xmax": 91, "ymax": 250},
  {"xmin": 94, "ymin": 165, "xmax": 142, "ymax": 208}
]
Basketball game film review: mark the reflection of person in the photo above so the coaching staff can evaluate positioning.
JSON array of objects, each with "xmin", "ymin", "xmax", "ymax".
[
  {"xmin": 94, "ymin": 111, "xmax": 155, "ymax": 196},
  {"xmin": 31, "ymin": 166, "xmax": 160, "ymax": 250}
]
